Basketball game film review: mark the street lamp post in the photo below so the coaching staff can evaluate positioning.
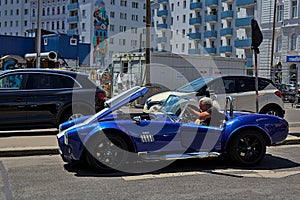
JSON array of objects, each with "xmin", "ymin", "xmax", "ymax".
[
  {"xmin": 270, "ymin": 0, "xmax": 278, "ymax": 82},
  {"xmin": 36, "ymin": 0, "xmax": 42, "ymax": 68}
]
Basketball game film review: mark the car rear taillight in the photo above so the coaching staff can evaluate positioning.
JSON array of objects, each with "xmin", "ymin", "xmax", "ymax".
[
  {"xmin": 275, "ymin": 90, "xmax": 283, "ymax": 98},
  {"xmin": 97, "ymin": 92, "xmax": 106, "ymax": 100}
]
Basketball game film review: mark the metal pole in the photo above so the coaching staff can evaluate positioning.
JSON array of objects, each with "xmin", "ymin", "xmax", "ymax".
[
  {"xmin": 270, "ymin": 0, "xmax": 277, "ymax": 82},
  {"xmin": 145, "ymin": 0, "xmax": 151, "ymax": 85},
  {"xmin": 36, "ymin": 0, "xmax": 42, "ymax": 68},
  {"xmin": 254, "ymin": 49, "xmax": 259, "ymax": 113}
]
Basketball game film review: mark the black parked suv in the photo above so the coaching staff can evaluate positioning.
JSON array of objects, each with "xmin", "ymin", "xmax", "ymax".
[{"xmin": 0, "ymin": 69, "xmax": 106, "ymax": 130}]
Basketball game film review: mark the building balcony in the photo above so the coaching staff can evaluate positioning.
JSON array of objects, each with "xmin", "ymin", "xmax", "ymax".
[
  {"xmin": 188, "ymin": 32, "xmax": 201, "ymax": 40},
  {"xmin": 205, "ymin": 0, "xmax": 218, "ymax": 7},
  {"xmin": 67, "ymin": 29, "xmax": 78, "ymax": 35},
  {"xmin": 235, "ymin": 16, "xmax": 253, "ymax": 28},
  {"xmin": 157, "ymin": 23, "xmax": 168, "ymax": 29},
  {"xmin": 204, "ymin": 30, "xmax": 217, "ymax": 39},
  {"xmin": 157, "ymin": 10, "xmax": 168, "ymax": 18},
  {"xmin": 234, "ymin": 38, "xmax": 252, "ymax": 49},
  {"xmin": 67, "ymin": 3, "xmax": 79, "ymax": 10},
  {"xmin": 219, "ymin": 46, "xmax": 232, "ymax": 53},
  {"xmin": 220, "ymin": 28, "xmax": 233, "ymax": 37},
  {"xmin": 221, "ymin": 10, "xmax": 233, "ymax": 19},
  {"xmin": 67, "ymin": 16, "xmax": 79, "ymax": 23},
  {"xmin": 188, "ymin": 49, "xmax": 201, "ymax": 55},
  {"xmin": 236, "ymin": 0, "xmax": 256, "ymax": 8},
  {"xmin": 205, "ymin": 15, "xmax": 218, "ymax": 23},
  {"xmin": 205, "ymin": 48, "xmax": 217, "ymax": 54},
  {"xmin": 190, "ymin": 2, "xmax": 202, "ymax": 10},
  {"xmin": 158, "ymin": 0, "xmax": 169, "ymax": 4},
  {"xmin": 156, "ymin": 37, "xmax": 167, "ymax": 43},
  {"xmin": 189, "ymin": 17, "xmax": 202, "ymax": 25}
]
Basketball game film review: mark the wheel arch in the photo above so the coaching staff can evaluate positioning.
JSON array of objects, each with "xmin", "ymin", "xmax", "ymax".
[
  {"xmin": 259, "ymin": 103, "xmax": 284, "ymax": 117},
  {"xmin": 58, "ymin": 102, "xmax": 95, "ymax": 124},
  {"xmin": 224, "ymin": 126, "xmax": 271, "ymax": 151}
]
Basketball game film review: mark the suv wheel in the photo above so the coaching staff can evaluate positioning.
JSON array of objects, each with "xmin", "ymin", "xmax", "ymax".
[{"xmin": 260, "ymin": 107, "xmax": 282, "ymax": 117}]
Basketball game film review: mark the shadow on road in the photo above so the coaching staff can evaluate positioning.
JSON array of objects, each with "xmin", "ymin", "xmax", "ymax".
[{"xmin": 63, "ymin": 154, "xmax": 300, "ymax": 178}]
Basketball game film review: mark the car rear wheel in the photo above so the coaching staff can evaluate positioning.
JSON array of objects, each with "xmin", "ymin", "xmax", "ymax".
[
  {"xmin": 228, "ymin": 130, "xmax": 266, "ymax": 166},
  {"xmin": 260, "ymin": 107, "xmax": 282, "ymax": 117},
  {"xmin": 86, "ymin": 133, "xmax": 129, "ymax": 173}
]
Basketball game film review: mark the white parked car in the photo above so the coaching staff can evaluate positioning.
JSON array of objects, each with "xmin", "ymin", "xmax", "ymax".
[{"xmin": 143, "ymin": 75, "xmax": 285, "ymax": 117}]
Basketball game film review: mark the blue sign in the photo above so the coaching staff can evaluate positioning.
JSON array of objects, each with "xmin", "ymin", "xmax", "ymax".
[{"xmin": 286, "ymin": 56, "xmax": 300, "ymax": 62}]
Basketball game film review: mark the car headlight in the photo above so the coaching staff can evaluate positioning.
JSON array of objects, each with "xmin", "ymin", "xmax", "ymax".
[{"xmin": 64, "ymin": 131, "xmax": 69, "ymax": 145}]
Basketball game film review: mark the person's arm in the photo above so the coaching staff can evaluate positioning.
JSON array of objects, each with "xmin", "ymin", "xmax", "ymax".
[{"xmin": 187, "ymin": 106, "xmax": 211, "ymax": 120}]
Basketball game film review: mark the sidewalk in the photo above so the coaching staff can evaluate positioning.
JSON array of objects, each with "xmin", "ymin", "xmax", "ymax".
[{"xmin": 0, "ymin": 126, "xmax": 299, "ymax": 157}]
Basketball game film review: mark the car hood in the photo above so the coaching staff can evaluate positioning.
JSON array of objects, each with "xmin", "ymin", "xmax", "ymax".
[{"xmin": 85, "ymin": 86, "xmax": 149, "ymax": 123}]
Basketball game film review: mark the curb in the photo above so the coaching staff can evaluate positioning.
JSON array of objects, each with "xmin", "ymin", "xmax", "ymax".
[{"xmin": 0, "ymin": 147, "xmax": 58, "ymax": 157}]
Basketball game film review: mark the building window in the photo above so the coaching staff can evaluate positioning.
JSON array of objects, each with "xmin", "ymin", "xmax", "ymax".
[
  {"xmin": 132, "ymin": 1, "xmax": 138, "ymax": 8},
  {"xmin": 62, "ymin": 21, "xmax": 65, "ymax": 29},
  {"xmin": 111, "ymin": 0, "xmax": 115, "ymax": 5},
  {"xmin": 119, "ymin": 25, "xmax": 126, "ymax": 32},
  {"xmin": 110, "ymin": 11, "xmax": 114, "ymax": 18},
  {"xmin": 276, "ymin": 36, "xmax": 282, "ymax": 52},
  {"xmin": 120, "ymin": 13, "xmax": 127, "ymax": 20},
  {"xmin": 24, "ymin": 9, "xmax": 28, "ymax": 15},
  {"xmin": 291, "ymin": 34, "xmax": 297, "ymax": 50},
  {"xmin": 120, "ymin": 0, "xmax": 127, "ymax": 7},
  {"xmin": 110, "ymin": 24, "xmax": 114, "ymax": 32},
  {"xmin": 57, "ymin": 6, "xmax": 60, "ymax": 15},
  {"xmin": 277, "ymin": 5, "xmax": 284, "ymax": 21},
  {"xmin": 56, "ymin": 21, "xmax": 59, "ymax": 29},
  {"xmin": 291, "ymin": 0, "xmax": 298, "ymax": 18},
  {"xmin": 32, "ymin": 9, "xmax": 35, "ymax": 17}
]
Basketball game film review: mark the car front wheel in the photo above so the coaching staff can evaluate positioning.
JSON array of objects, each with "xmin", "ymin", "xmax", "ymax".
[
  {"xmin": 228, "ymin": 130, "xmax": 266, "ymax": 166},
  {"xmin": 85, "ymin": 133, "xmax": 129, "ymax": 173}
]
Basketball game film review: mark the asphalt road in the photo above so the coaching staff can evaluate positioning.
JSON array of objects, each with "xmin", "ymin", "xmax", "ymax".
[{"xmin": 0, "ymin": 144, "xmax": 299, "ymax": 200}]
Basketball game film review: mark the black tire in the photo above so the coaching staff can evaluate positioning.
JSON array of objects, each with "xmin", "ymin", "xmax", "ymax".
[
  {"xmin": 60, "ymin": 106, "xmax": 94, "ymax": 124},
  {"xmin": 85, "ymin": 133, "xmax": 129, "ymax": 173},
  {"xmin": 260, "ymin": 107, "xmax": 282, "ymax": 117},
  {"xmin": 228, "ymin": 130, "xmax": 266, "ymax": 166}
]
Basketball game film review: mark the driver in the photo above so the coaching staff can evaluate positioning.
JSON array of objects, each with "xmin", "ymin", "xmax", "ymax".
[{"xmin": 187, "ymin": 97, "xmax": 225, "ymax": 126}]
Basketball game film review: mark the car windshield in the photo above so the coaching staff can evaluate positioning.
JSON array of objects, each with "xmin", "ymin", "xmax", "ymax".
[
  {"xmin": 160, "ymin": 95, "xmax": 190, "ymax": 121},
  {"xmin": 176, "ymin": 76, "xmax": 217, "ymax": 92}
]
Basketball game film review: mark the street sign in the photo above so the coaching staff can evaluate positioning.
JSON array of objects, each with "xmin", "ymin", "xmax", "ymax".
[{"xmin": 286, "ymin": 56, "xmax": 300, "ymax": 62}]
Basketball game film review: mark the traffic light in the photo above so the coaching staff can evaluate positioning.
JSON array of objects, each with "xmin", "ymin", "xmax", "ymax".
[{"xmin": 251, "ymin": 19, "xmax": 263, "ymax": 54}]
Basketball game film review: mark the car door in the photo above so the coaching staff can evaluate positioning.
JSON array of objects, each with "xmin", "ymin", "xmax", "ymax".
[
  {"xmin": 25, "ymin": 73, "xmax": 73, "ymax": 124},
  {"xmin": 0, "ymin": 73, "xmax": 28, "ymax": 126},
  {"xmin": 180, "ymin": 123, "xmax": 223, "ymax": 152},
  {"xmin": 231, "ymin": 77, "xmax": 256, "ymax": 112}
]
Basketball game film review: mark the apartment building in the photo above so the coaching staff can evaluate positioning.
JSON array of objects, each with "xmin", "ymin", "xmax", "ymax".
[
  {"xmin": 1, "ymin": 0, "xmax": 299, "ymax": 83},
  {"xmin": 0, "ymin": 0, "xmax": 68, "ymax": 36},
  {"xmin": 260, "ymin": 0, "xmax": 300, "ymax": 84}
]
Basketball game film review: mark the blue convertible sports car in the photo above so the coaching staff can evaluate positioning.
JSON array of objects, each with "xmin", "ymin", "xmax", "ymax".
[{"xmin": 57, "ymin": 86, "xmax": 289, "ymax": 173}]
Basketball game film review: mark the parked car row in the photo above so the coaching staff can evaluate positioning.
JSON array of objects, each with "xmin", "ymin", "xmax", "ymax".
[{"xmin": 0, "ymin": 70, "xmax": 286, "ymax": 131}]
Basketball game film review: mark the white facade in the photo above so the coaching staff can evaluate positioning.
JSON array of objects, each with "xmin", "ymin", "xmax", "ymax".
[
  {"xmin": 0, "ymin": 0, "xmax": 68, "ymax": 36},
  {"xmin": 260, "ymin": 0, "xmax": 300, "ymax": 84}
]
